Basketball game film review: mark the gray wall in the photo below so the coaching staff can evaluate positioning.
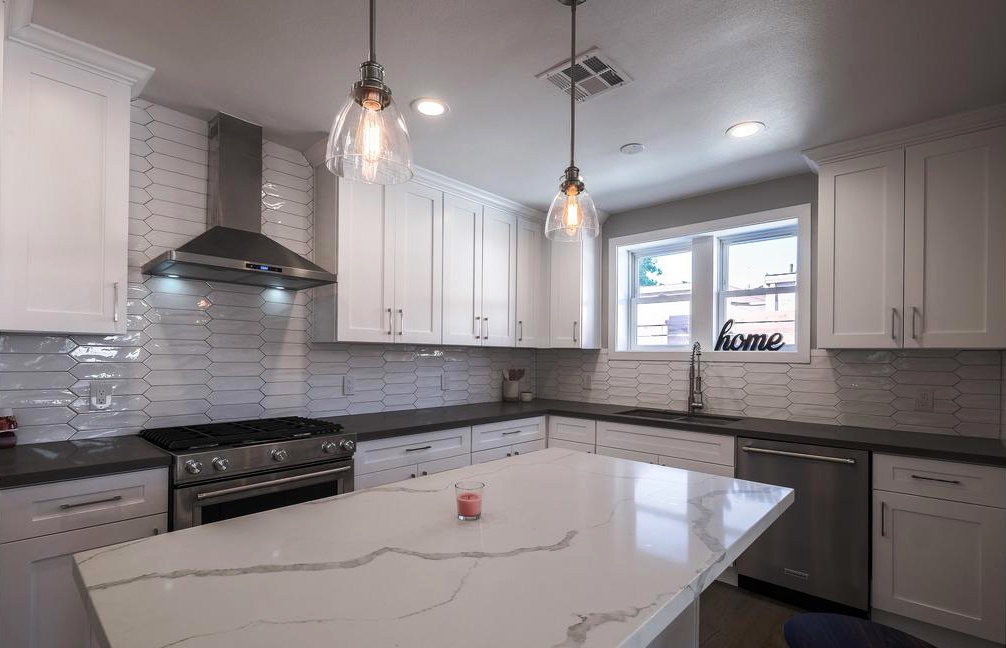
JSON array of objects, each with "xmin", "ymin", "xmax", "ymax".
[{"xmin": 600, "ymin": 173, "xmax": 818, "ymax": 344}]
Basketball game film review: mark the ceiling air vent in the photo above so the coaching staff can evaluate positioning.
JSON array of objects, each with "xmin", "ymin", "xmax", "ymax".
[{"xmin": 536, "ymin": 47, "xmax": 632, "ymax": 103}]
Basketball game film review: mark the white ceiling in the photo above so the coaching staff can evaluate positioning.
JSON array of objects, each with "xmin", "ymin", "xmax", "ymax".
[{"xmin": 32, "ymin": 0, "xmax": 1006, "ymax": 213}]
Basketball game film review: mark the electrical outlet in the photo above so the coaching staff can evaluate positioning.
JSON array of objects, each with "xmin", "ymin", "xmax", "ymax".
[
  {"xmin": 90, "ymin": 381, "xmax": 112, "ymax": 410},
  {"xmin": 914, "ymin": 389, "xmax": 934, "ymax": 412},
  {"xmin": 343, "ymin": 376, "xmax": 354, "ymax": 396},
  {"xmin": 584, "ymin": 374, "xmax": 593, "ymax": 390},
  {"xmin": 441, "ymin": 373, "xmax": 448, "ymax": 391}
]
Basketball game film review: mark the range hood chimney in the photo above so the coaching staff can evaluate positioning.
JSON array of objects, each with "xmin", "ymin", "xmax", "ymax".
[{"xmin": 141, "ymin": 113, "xmax": 337, "ymax": 290}]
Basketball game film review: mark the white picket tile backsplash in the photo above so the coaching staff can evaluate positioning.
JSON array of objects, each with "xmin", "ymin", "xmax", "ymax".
[
  {"xmin": 0, "ymin": 102, "xmax": 534, "ymax": 444},
  {"xmin": 536, "ymin": 348, "xmax": 1003, "ymax": 438}
]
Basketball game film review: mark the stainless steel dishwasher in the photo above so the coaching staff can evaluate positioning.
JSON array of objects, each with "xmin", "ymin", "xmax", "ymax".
[{"xmin": 736, "ymin": 437, "xmax": 870, "ymax": 611}]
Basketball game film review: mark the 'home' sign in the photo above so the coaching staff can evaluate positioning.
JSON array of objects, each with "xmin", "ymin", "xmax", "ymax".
[{"xmin": 714, "ymin": 319, "xmax": 785, "ymax": 352}]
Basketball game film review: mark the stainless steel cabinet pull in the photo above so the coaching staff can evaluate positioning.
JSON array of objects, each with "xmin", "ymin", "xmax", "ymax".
[
  {"xmin": 421, "ymin": 471, "xmax": 428, "ymax": 476},
  {"xmin": 113, "ymin": 282, "xmax": 120, "ymax": 323},
  {"xmin": 518, "ymin": 320, "xmax": 523, "ymax": 342},
  {"xmin": 483, "ymin": 316, "xmax": 489, "ymax": 339},
  {"xmin": 405, "ymin": 445, "xmax": 432, "ymax": 452},
  {"xmin": 513, "ymin": 451, "xmax": 520, "ymax": 456},
  {"xmin": 911, "ymin": 306, "xmax": 920, "ymax": 339},
  {"xmin": 910, "ymin": 474, "xmax": 962, "ymax": 485},
  {"xmin": 152, "ymin": 528, "xmax": 160, "ymax": 536},
  {"xmin": 891, "ymin": 307, "xmax": 897, "ymax": 341},
  {"xmin": 397, "ymin": 308, "xmax": 403, "ymax": 336},
  {"xmin": 741, "ymin": 446, "xmax": 857, "ymax": 465},
  {"xmin": 410, "ymin": 473, "xmax": 416, "ymax": 479},
  {"xmin": 195, "ymin": 465, "xmax": 351, "ymax": 501},
  {"xmin": 502, "ymin": 430, "xmax": 522, "ymax": 436},
  {"xmin": 573, "ymin": 321, "xmax": 578, "ymax": 344},
  {"xmin": 60, "ymin": 495, "xmax": 123, "ymax": 510},
  {"xmin": 475, "ymin": 316, "xmax": 481, "ymax": 339},
  {"xmin": 881, "ymin": 501, "xmax": 887, "ymax": 537},
  {"xmin": 387, "ymin": 308, "xmax": 393, "ymax": 336}
]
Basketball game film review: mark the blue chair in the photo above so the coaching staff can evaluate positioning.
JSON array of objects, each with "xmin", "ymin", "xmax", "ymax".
[{"xmin": 784, "ymin": 613, "xmax": 937, "ymax": 648}]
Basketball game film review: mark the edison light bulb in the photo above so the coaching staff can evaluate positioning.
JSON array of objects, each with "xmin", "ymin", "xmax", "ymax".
[
  {"xmin": 358, "ymin": 106, "xmax": 384, "ymax": 184},
  {"xmin": 564, "ymin": 192, "xmax": 581, "ymax": 234}
]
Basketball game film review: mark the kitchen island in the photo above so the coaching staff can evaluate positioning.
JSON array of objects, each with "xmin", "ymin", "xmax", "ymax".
[{"xmin": 74, "ymin": 449, "xmax": 793, "ymax": 648}]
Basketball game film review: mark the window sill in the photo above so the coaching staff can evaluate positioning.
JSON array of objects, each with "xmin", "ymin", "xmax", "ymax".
[{"xmin": 607, "ymin": 348, "xmax": 810, "ymax": 364}]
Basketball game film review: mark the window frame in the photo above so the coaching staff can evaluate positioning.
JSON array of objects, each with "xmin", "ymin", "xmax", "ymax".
[
  {"xmin": 628, "ymin": 243, "xmax": 692, "ymax": 350},
  {"xmin": 608, "ymin": 204, "xmax": 811, "ymax": 363}
]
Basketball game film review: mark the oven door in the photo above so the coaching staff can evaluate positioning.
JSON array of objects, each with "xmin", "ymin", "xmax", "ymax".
[{"xmin": 172, "ymin": 460, "xmax": 353, "ymax": 530}]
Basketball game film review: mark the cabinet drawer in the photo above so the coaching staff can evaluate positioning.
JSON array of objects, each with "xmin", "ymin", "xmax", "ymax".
[
  {"xmin": 0, "ymin": 468, "xmax": 168, "ymax": 543},
  {"xmin": 355, "ymin": 427, "xmax": 471, "ymax": 475},
  {"xmin": 548, "ymin": 438, "xmax": 594, "ymax": 454},
  {"xmin": 472, "ymin": 445, "xmax": 513, "ymax": 465},
  {"xmin": 472, "ymin": 417, "xmax": 544, "ymax": 452},
  {"xmin": 596, "ymin": 446, "xmax": 658, "ymax": 464},
  {"xmin": 874, "ymin": 454, "xmax": 1006, "ymax": 508},
  {"xmin": 548, "ymin": 416, "xmax": 596, "ymax": 444},
  {"xmin": 355, "ymin": 464, "xmax": 419, "ymax": 490},
  {"xmin": 658, "ymin": 455, "xmax": 734, "ymax": 478},
  {"xmin": 418, "ymin": 453, "xmax": 471, "ymax": 476},
  {"xmin": 596, "ymin": 421, "xmax": 734, "ymax": 466},
  {"xmin": 511, "ymin": 439, "xmax": 545, "ymax": 456}
]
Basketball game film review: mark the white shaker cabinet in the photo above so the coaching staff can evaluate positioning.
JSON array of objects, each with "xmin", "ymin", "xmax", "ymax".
[
  {"xmin": 811, "ymin": 118, "xmax": 1006, "ymax": 349},
  {"xmin": 329, "ymin": 179, "xmax": 443, "ymax": 344},
  {"xmin": 549, "ymin": 235, "xmax": 600, "ymax": 348},
  {"xmin": 516, "ymin": 216, "xmax": 549, "ymax": 348},
  {"xmin": 0, "ymin": 41, "xmax": 132, "ymax": 334},
  {"xmin": 441, "ymin": 197, "xmax": 518, "ymax": 347},
  {"xmin": 903, "ymin": 127, "xmax": 1006, "ymax": 349},
  {"xmin": 816, "ymin": 150, "xmax": 905, "ymax": 348}
]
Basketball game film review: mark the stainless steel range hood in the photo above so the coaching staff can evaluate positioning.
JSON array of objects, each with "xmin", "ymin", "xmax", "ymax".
[{"xmin": 141, "ymin": 113, "xmax": 337, "ymax": 291}]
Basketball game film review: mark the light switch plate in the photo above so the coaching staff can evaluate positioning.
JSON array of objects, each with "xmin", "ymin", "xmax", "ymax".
[
  {"xmin": 90, "ymin": 381, "xmax": 112, "ymax": 410},
  {"xmin": 343, "ymin": 376, "xmax": 354, "ymax": 396},
  {"xmin": 584, "ymin": 374, "xmax": 593, "ymax": 390}
]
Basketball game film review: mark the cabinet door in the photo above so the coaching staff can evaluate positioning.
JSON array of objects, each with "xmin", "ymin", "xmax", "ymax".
[
  {"xmin": 510, "ymin": 439, "xmax": 545, "ymax": 456},
  {"xmin": 0, "ymin": 513, "xmax": 167, "ymax": 648},
  {"xmin": 417, "ymin": 453, "xmax": 471, "ymax": 476},
  {"xmin": 0, "ymin": 43, "xmax": 129, "ymax": 334},
  {"xmin": 355, "ymin": 464, "xmax": 419, "ymax": 489},
  {"xmin": 873, "ymin": 490, "xmax": 1006, "ymax": 643},
  {"xmin": 336, "ymin": 180, "xmax": 395, "ymax": 342},
  {"xmin": 472, "ymin": 417, "xmax": 545, "ymax": 452},
  {"xmin": 549, "ymin": 239, "xmax": 583, "ymax": 347},
  {"xmin": 480, "ymin": 207, "xmax": 518, "ymax": 347},
  {"xmin": 658, "ymin": 455, "xmax": 733, "ymax": 477},
  {"xmin": 442, "ymin": 194, "xmax": 484, "ymax": 345},
  {"xmin": 596, "ymin": 446, "xmax": 658, "ymax": 464},
  {"xmin": 516, "ymin": 217, "xmax": 547, "ymax": 348},
  {"xmin": 904, "ymin": 127, "xmax": 1006, "ymax": 348},
  {"xmin": 547, "ymin": 438, "xmax": 594, "ymax": 454},
  {"xmin": 390, "ymin": 182, "xmax": 443, "ymax": 344},
  {"xmin": 471, "ymin": 445, "xmax": 513, "ymax": 465},
  {"xmin": 816, "ymin": 150, "xmax": 905, "ymax": 348},
  {"xmin": 548, "ymin": 416, "xmax": 596, "ymax": 445}
]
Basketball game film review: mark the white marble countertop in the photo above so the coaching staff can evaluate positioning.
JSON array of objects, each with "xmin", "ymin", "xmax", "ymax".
[{"xmin": 75, "ymin": 449, "xmax": 793, "ymax": 648}]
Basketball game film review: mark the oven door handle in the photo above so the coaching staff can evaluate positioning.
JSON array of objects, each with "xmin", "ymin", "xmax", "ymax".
[{"xmin": 194, "ymin": 465, "xmax": 352, "ymax": 501}]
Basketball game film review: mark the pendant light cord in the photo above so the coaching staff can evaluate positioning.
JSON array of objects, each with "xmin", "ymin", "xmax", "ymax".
[
  {"xmin": 369, "ymin": 0, "xmax": 376, "ymax": 62},
  {"xmin": 569, "ymin": 0, "xmax": 576, "ymax": 168}
]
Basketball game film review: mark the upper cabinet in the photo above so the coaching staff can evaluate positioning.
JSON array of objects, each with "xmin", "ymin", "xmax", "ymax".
[
  {"xmin": 809, "ymin": 112, "xmax": 1006, "ymax": 349},
  {"xmin": 550, "ymin": 236, "xmax": 600, "ymax": 349},
  {"xmin": 0, "ymin": 38, "xmax": 148, "ymax": 334},
  {"xmin": 314, "ymin": 168, "xmax": 561, "ymax": 348}
]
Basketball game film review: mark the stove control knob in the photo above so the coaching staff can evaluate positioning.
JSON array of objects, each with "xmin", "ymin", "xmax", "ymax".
[
  {"xmin": 271, "ymin": 448, "xmax": 289, "ymax": 462},
  {"xmin": 338, "ymin": 439, "xmax": 356, "ymax": 453},
  {"xmin": 321, "ymin": 441, "xmax": 339, "ymax": 454},
  {"xmin": 184, "ymin": 460, "xmax": 203, "ymax": 475},
  {"xmin": 211, "ymin": 457, "xmax": 230, "ymax": 472}
]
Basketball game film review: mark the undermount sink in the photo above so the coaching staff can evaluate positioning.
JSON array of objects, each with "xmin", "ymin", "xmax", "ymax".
[{"xmin": 615, "ymin": 408, "xmax": 742, "ymax": 425}]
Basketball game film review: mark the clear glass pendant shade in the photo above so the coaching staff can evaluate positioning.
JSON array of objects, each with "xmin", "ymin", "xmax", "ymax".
[
  {"xmin": 326, "ymin": 90, "xmax": 413, "ymax": 185},
  {"xmin": 545, "ymin": 186, "xmax": 600, "ymax": 243}
]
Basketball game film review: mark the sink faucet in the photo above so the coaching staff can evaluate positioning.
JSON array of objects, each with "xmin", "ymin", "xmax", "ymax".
[{"xmin": 688, "ymin": 342, "xmax": 704, "ymax": 414}]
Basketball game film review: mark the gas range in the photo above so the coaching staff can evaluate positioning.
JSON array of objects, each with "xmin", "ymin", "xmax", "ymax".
[{"xmin": 140, "ymin": 417, "xmax": 356, "ymax": 529}]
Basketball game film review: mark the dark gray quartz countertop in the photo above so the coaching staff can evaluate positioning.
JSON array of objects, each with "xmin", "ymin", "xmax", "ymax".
[
  {"xmin": 0, "ymin": 436, "xmax": 171, "ymax": 489},
  {"xmin": 326, "ymin": 399, "xmax": 1006, "ymax": 467}
]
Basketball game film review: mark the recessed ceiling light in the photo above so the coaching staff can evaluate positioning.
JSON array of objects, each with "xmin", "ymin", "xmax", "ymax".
[
  {"xmin": 410, "ymin": 97, "xmax": 449, "ymax": 116},
  {"xmin": 619, "ymin": 142, "xmax": 645, "ymax": 155},
  {"xmin": 726, "ymin": 121, "xmax": 765, "ymax": 138}
]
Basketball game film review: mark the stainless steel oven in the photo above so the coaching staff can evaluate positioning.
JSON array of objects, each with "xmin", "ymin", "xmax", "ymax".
[{"xmin": 172, "ymin": 459, "xmax": 353, "ymax": 529}]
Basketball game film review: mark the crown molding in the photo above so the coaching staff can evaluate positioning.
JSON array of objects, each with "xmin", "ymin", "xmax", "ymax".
[
  {"xmin": 5, "ymin": 0, "xmax": 154, "ymax": 98},
  {"xmin": 802, "ymin": 103, "xmax": 1006, "ymax": 171}
]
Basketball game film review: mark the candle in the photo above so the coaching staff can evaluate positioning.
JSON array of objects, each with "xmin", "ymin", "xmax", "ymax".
[{"xmin": 455, "ymin": 481, "xmax": 485, "ymax": 521}]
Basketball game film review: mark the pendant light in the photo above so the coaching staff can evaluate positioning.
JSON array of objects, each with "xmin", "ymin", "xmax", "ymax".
[
  {"xmin": 545, "ymin": 0, "xmax": 600, "ymax": 242},
  {"xmin": 326, "ymin": 0, "xmax": 413, "ymax": 185}
]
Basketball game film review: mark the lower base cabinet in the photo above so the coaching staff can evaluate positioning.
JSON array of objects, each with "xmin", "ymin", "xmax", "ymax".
[
  {"xmin": 355, "ymin": 453, "xmax": 472, "ymax": 489},
  {"xmin": 0, "ymin": 513, "xmax": 167, "ymax": 648},
  {"xmin": 547, "ymin": 438, "xmax": 595, "ymax": 454},
  {"xmin": 472, "ymin": 439, "xmax": 546, "ymax": 464}
]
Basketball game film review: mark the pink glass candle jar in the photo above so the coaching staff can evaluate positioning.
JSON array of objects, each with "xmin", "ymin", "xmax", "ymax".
[{"xmin": 455, "ymin": 481, "xmax": 484, "ymax": 521}]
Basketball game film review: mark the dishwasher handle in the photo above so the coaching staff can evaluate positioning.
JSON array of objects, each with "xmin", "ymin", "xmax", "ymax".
[{"xmin": 741, "ymin": 445, "xmax": 857, "ymax": 465}]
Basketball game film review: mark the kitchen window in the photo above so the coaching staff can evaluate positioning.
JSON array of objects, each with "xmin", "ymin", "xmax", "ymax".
[{"xmin": 609, "ymin": 204, "xmax": 810, "ymax": 362}]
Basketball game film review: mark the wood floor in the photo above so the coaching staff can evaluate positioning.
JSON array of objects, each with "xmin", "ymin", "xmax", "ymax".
[{"xmin": 699, "ymin": 583, "xmax": 803, "ymax": 648}]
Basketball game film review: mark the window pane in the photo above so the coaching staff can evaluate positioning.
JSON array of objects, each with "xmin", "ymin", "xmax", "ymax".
[
  {"xmin": 724, "ymin": 235, "xmax": 796, "ymax": 290},
  {"xmin": 721, "ymin": 291, "xmax": 796, "ymax": 348},
  {"xmin": 638, "ymin": 251, "xmax": 691, "ymax": 296},
  {"xmin": 636, "ymin": 301, "xmax": 690, "ymax": 347}
]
